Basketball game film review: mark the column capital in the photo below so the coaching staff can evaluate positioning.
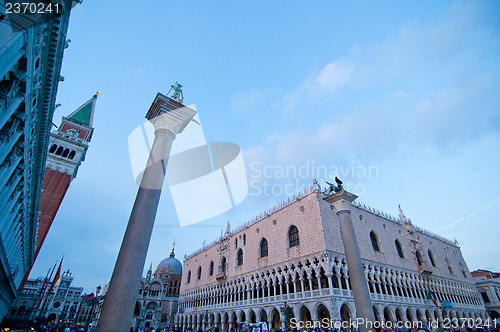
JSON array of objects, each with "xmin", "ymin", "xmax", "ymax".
[
  {"xmin": 323, "ymin": 190, "xmax": 358, "ymax": 213},
  {"xmin": 146, "ymin": 92, "xmax": 196, "ymax": 135}
]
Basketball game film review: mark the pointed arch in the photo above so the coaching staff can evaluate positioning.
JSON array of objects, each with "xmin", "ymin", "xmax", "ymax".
[
  {"xmin": 237, "ymin": 248, "xmax": 243, "ymax": 266},
  {"xmin": 416, "ymin": 251, "xmax": 423, "ymax": 266},
  {"xmin": 395, "ymin": 239, "xmax": 404, "ymax": 258},
  {"xmin": 370, "ymin": 231, "xmax": 380, "ymax": 252},
  {"xmin": 428, "ymin": 249, "xmax": 436, "ymax": 266},
  {"xmin": 260, "ymin": 238, "xmax": 268, "ymax": 258},
  {"xmin": 209, "ymin": 261, "xmax": 214, "ymax": 276},
  {"xmin": 288, "ymin": 225, "xmax": 299, "ymax": 247}
]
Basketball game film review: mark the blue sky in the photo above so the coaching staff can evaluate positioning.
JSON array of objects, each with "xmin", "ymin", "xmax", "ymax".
[{"xmin": 31, "ymin": 1, "xmax": 500, "ymax": 292}]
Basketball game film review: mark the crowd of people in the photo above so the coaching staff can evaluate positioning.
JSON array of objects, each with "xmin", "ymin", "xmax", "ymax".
[{"xmin": 4, "ymin": 322, "xmax": 500, "ymax": 332}]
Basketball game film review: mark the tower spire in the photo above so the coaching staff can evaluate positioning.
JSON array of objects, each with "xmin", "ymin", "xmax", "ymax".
[
  {"xmin": 61, "ymin": 92, "xmax": 98, "ymax": 136},
  {"xmin": 146, "ymin": 262, "xmax": 153, "ymax": 280}
]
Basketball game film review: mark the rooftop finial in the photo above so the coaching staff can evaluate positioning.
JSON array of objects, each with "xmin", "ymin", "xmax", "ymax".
[
  {"xmin": 170, "ymin": 240, "xmax": 176, "ymax": 258},
  {"xmin": 399, "ymin": 205, "xmax": 409, "ymax": 223},
  {"xmin": 399, "ymin": 204, "xmax": 413, "ymax": 233}
]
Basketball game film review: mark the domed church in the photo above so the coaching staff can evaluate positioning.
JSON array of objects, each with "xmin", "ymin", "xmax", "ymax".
[{"xmin": 132, "ymin": 248, "xmax": 182, "ymax": 330}]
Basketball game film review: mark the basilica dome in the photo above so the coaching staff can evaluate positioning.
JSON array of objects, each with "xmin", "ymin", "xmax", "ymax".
[{"xmin": 155, "ymin": 250, "xmax": 182, "ymax": 276}]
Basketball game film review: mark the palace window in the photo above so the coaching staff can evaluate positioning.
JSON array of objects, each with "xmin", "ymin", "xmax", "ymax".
[
  {"xmin": 481, "ymin": 292, "xmax": 490, "ymax": 303},
  {"xmin": 446, "ymin": 258, "xmax": 454, "ymax": 274},
  {"xmin": 237, "ymin": 249, "xmax": 243, "ymax": 266},
  {"xmin": 235, "ymin": 238, "xmax": 238, "ymax": 249},
  {"xmin": 370, "ymin": 231, "xmax": 380, "ymax": 252},
  {"xmin": 197, "ymin": 266, "xmax": 202, "ymax": 280},
  {"xmin": 243, "ymin": 234, "xmax": 246, "ymax": 245},
  {"xmin": 288, "ymin": 226, "xmax": 299, "ymax": 247},
  {"xmin": 416, "ymin": 251, "xmax": 423, "ymax": 266},
  {"xmin": 209, "ymin": 261, "xmax": 214, "ymax": 276},
  {"xmin": 395, "ymin": 239, "xmax": 404, "ymax": 258},
  {"xmin": 428, "ymin": 250, "xmax": 436, "ymax": 267},
  {"xmin": 260, "ymin": 238, "xmax": 268, "ymax": 258},
  {"xmin": 220, "ymin": 257, "xmax": 227, "ymax": 273},
  {"xmin": 186, "ymin": 271, "xmax": 191, "ymax": 284},
  {"xmin": 49, "ymin": 144, "xmax": 57, "ymax": 153}
]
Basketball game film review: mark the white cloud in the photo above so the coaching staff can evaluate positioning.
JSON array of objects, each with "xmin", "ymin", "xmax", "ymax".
[
  {"xmin": 244, "ymin": 1, "xmax": 500, "ymax": 168},
  {"xmin": 313, "ymin": 59, "xmax": 354, "ymax": 93}
]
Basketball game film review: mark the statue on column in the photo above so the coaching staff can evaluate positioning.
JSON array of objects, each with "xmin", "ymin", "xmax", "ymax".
[
  {"xmin": 170, "ymin": 83, "xmax": 184, "ymax": 104},
  {"xmin": 326, "ymin": 177, "xmax": 343, "ymax": 195}
]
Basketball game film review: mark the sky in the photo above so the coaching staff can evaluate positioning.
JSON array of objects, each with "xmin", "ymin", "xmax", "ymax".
[{"xmin": 30, "ymin": 0, "xmax": 500, "ymax": 293}]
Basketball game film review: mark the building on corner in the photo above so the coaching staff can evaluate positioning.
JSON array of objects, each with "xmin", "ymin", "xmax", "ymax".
[
  {"xmin": 472, "ymin": 270, "xmax": 500, "ymax": 320},
  {"xmin": 177, "ymin": 183, "xmax": 487, "ymax": 331},
  {"xmin": 2, "ymin": 269, "xmax": 83, "ymax": 328}
]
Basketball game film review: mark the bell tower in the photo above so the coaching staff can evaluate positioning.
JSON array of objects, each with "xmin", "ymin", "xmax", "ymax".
[
  {"xmin": 38, "ymin": 92, "xmax": 98, "ymax": 253},
  {"xmin": 19, "ymin": 93, "xmax": 98, "ymax": 290}
]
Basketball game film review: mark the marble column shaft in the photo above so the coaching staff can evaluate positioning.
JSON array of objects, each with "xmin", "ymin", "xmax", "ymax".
[
  {"xmin": 97, "ymin": 95, "xmax": 196, "ymax": 332},
  {"xmin": 325, "ymin": 190, "xmax": 376, "ymax": 332}
]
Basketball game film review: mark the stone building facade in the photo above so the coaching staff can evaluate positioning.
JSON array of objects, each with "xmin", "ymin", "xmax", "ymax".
[
  {"xmin": 472, "ymin": 270, "xmax": 500, "ymax": 319},
  {"xmin": 131, "ymin": 249, "xmax": 182, "ymax": 330},
  {"xmin": 2, "ymin": 270, "xmax": 83, "ymax": 326},
  {"xmin": 0, "ymin": 0, "xmax": 76, "ymax": 317},
  {"xmin": 177, "ymin": 184, "xmax": 486, "ymax": 331}
]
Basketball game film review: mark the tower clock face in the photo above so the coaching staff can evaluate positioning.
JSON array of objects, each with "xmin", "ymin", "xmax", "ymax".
[
  {"xmin": 66, "ymin": 128, "xmax": 80, "ymax": 136},
  {"xmin": 59, "ymin": 122, "xmax": 91, "ymax": 141}
]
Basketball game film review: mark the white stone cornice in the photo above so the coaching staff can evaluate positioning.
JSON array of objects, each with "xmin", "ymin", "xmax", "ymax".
[{"xmin": 45, "ymin": 159, "xmax": 75, "ymax": 176}]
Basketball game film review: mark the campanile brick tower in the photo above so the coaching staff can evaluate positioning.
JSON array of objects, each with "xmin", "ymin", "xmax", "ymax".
[{"xmin": 19, "ymin": 93, "xmax": 98, "ymax": 290}]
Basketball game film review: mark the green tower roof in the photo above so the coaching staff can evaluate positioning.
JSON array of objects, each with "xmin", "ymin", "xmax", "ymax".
[{"xmin": 66, "ymin": 92, "xmax": 98, "ymax": 127}]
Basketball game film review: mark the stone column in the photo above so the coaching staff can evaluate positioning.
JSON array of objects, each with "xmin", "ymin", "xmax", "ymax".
[
  {"xmin": 326, "ymin": 272, "xmax": 334, "ymax": 295},
  {"xmin": 214, "ymin": 314, "xmax": 220, "ymax": 329},
  {"xmin": 308, "ymin": 274, "xmax": 313, "ymax": 294},
  {"xmin": 220, "ymin": 316, "xmax": 226, "ymax": 332},
  {"xmin": 299, "ymin": 277, "xmax": 305, "ymax": 295},
  {"xmin": 324, "ymin": 190, "xmax": 376, "ymax": 332},
  {"xmin": 97, "ymin": 94, "xmax": 196, "ymax": 332},
  {"xmin": 336, "ymin": 272, "xmax": 342, "ymax": 290}
]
